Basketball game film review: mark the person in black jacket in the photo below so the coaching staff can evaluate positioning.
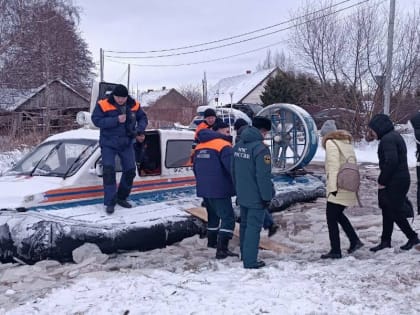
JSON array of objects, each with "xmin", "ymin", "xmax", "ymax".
[
  {"xmin": 368, "ymin": 114, "xmax": 419, "ymax": 251},
  {"xmin": 410, "ymin": 111, "xmax": 420, "ymax": 215}
]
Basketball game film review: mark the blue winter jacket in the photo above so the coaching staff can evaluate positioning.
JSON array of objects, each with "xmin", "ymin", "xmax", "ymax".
[
  {"xmin": 92, "ymin": 95, "xmax": 148, "ymax": 150},
  {"xmin": 193, "ymin": 129, "xmax": 235, "ymax": 198}
]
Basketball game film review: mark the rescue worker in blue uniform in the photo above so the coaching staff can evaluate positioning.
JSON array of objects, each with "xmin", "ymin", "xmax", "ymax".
[
  {"xmin": 232, "ymin": 116, "xmax": 274, "ymax": 269},
  {"xmin": 192, "ymin": 108, "xmax": 217, "ymax": 150},
  {"xmin": 234, "ymin": 118, "xmax": 279, "ymax": 238},
  {"xmin": 92, "ymin": 84, "xmax": 148, "ymax": 214},
  {"xmin": 193, "ymin": 119, "xmax": 238, "ymax": 259}
]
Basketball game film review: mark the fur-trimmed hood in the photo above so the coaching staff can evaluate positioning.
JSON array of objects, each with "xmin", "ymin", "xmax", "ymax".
[{"xmin": 322, "ymin": 130, "xmax": 353, "ymax": 148}]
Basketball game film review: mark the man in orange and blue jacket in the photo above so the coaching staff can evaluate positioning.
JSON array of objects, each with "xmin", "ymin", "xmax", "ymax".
[
  {"xmin": 193, "ymin": 119, "xmax": 238, "ymax": 259},
  {"xmin": 92, "ymin": 84, "xmax": 148, "ymax": 214},
  {"xmin": 192, "ymin": 108, "xmax": 217, "ymax": 150}
]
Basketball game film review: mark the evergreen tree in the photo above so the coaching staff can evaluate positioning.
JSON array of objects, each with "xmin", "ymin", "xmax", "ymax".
[
  {"xmin": 261, "ymin": 71, "xmax": 299, "ymax": 105},
  {"xmin": 261, "ymin": 71, "xmax": 323, "ymax": 106}
]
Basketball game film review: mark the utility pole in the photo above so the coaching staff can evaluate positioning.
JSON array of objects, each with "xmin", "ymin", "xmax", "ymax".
[
  {"xmin": 202, "ymin": 72, "xmax": 208, "ymax": 105},
  {"xmin": 127, "ymin": 64, "xmax": 131, "ymax": 91},
  {"xmin": 229, "ymin": 91, "xmax": 234, "ymax": 129},
  {"xmin": 383, "ymin": 0, "xmax": 395, "ymax": 116},
  {"xmin": 100, "ymin": 48, "xmax": 104, "ymax": 82}
]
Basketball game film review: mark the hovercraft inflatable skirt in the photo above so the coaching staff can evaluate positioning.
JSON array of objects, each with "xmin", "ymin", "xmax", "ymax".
[
  {"xmin": 0, "ymin": 174, "xmax": 325, "ymax": 263},
  {"xmin": 0, "ymin": 205, "xmax": 203, "ymax": 264}
]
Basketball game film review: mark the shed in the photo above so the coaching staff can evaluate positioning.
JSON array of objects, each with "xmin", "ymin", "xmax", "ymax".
[{"xmin": 0, "ymin": 80, "xmax": 89, "ymax": 137}]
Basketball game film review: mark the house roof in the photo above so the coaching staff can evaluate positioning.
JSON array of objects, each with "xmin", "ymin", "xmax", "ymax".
[
  {"xmin": 207, "ymin": 68, "xmax": 278, "ymax": 106},
  {"xmin": 0, "ymin": 88, "xmax": 39, "ymax": 112},
  {"xmin": 139, "ymin": 89, "xmax": 172, "ymax": 108},
  {"xmin": 0, "ymin": 80, "xmax": 89, "ymax": 112}
]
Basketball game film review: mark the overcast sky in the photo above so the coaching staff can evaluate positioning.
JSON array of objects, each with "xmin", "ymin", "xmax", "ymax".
[{"xmin": 74, "ymin": 0, "xmax": 418, "ymax": 92}]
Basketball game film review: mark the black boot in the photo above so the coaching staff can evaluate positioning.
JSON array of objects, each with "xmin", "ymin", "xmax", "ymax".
[
  {"xmin": 369, "ymin": 240, "xmax": 391, "ymax": 252},
  {"xmin": 207, "ymin": 231, "xmax": 217, "ymax": 249},
  {"xmin": 244, "ymin": 260, "xmax": 266, "ymax": 269},
  {"xmin": 268, "ymin": 224, "xmax": 279, "ymax": 237},
  {"xmin": 400, "ymin": 237, "xmax": 420, "ymax": 250},
  {"xmin": 320, "ymin": 250, "xmax": 342, "ymax": 259},
  {"xmin": 348, "ymin": 240, "xmax": 364, "ymax": 254},
  {"xmin": 117, "ymin": 199, "xmax": 132, "ymax": 208},
  {"xmin": 105, "ymin": 205, "xmax": 115, "ymax": 214},
  {"xmin": 216, "ymin": 237, "xmax": 239, "ymax": 259}
]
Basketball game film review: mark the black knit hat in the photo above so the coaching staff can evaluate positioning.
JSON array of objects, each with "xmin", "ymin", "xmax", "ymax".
[
  {"xmin": 112, "ymin": 84, "xmax": 129, "ymax": 97},
  {"xmin": 212, "ymin": 118, "xmax": 229, "ymax": 131},
  {"xmin": 252, "ymin": 116, "xmax": 272, "ymax": 131},
  {"xmin": 233, "ymin": 118, "xmax": 248, "ymax": 131},
  {"xmin": 204, "ymin": 108, "xmax": 217, "ymax": 118}
]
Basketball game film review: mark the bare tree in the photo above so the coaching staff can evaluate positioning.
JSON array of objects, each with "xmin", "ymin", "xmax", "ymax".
[
  {"xmin": 289, "ymin": 0, "xmax": 341, "ymax": 84},
  {"xmin": 256, "ymin": 49, "xmax": 295, "ymax": 72},
  {"xmin": 178, "ymin": 84, "xmax": 203, "ymax": 107},
  {"xmin": 0, "ymin": 1, "xmax": 20, "ymax": 56},
  {"xmin": 288, "ymin": 0, "xmax": 420, "ymax": 122},
  {"xmin": 392, "ymin": 8, "xmax": 420, "ymax": 95},
  {"xmin": 0, "ymin": 0, "xmax": 94, "ymax": 92}
]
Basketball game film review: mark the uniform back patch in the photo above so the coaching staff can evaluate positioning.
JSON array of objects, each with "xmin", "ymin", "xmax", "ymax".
[{"xmin": 264, "ymin": 154, "xmax": 271, "ymax": 164}]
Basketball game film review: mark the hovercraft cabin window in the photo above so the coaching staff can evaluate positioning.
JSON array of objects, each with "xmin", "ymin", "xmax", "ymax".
[{"xmin": 165, "ymin": 140, "xmax": 194, "ymax": 168}]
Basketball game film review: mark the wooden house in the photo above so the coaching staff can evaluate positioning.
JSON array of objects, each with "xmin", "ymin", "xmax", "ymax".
[
  {"xmin": 0, "ymin": 80, "xmax": 89, "ymax": 137},
  {"xmin": 139, "ymin": 88, "xmax": 195, "ymax": 128}
]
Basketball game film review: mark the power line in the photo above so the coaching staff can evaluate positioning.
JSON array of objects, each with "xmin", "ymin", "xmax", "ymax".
[
  {"xmin": 104, "ymin": 0, "xmax": 372, "ymax": 60},
  {"xmin": 104, "ymin": 0, "xmax": 354, "ymax": 54},
  {"xmin": 106, "ymin": 38, "xmax": 289, "ymax": 67},
  {"xmin": 104, "ymin": 0, "xmax": 379, "ymax": 67}
]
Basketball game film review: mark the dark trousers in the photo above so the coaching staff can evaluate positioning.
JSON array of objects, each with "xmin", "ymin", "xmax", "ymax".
[
  {"xmin": 240, "ymin": 206, "xmax": 265, "ymax": 268},
  {"xmin": 417, "ymin": 165, "xmax": 420, "ymax": 214},
  {"xmin": 326, "ymin": 202, "xmax": 359, "ymax": 254},
  {"xmin": 101, "ymin": 145, "xmax": 136, "ymax": 206},
  {"xmin": 204, "ymin": 197, "xmax": 235, "ymax": 239},
  {"xmin": 378, "ymin": 182, "xmax": 417, "ymax": 242}
]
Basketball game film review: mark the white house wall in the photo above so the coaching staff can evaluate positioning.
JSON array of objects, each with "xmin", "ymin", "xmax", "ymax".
[
  {"xmin": 241, "ymin": 71, "xmax": 278, "ymax": 104},
  {"xmin": 207, "ymin": 68, "xmax": 278, "ymax": 106}
]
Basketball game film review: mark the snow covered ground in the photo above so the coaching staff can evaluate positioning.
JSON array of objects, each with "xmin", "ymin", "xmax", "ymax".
[{"xmin": 0, "ymin": 133, "xmax": 419, "ymax": 314}]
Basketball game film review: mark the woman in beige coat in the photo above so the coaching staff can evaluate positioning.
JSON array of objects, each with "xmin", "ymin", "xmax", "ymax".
[{"xmin": 320, "ymin": 120, "xmax": 364, "ymax": 259}]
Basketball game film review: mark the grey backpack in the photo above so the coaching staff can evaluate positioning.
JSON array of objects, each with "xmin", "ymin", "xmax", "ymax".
[
  {"xmin": 332, "ymin": 141, "xmax": 361, "ymax": 205},
  {"xmin": 337, "ymin": 157, "xmax": 360, "ymax": 192}
]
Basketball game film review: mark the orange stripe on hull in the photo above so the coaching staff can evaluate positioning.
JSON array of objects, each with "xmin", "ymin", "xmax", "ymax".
[
  {"xmin": 44, "ymin": 191, "xmax": 104, "ymax": 203},
  {"xmin": 41, "ymin": 176, "xmax": 196, "ymax": 205}
]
